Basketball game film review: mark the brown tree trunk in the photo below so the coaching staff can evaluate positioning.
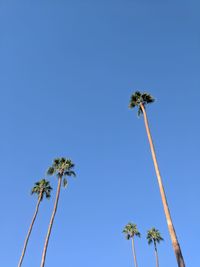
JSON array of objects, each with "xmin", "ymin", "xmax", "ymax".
[
  {"xmin": 140, "ymin": 103, "xmax": 185, "ymax": 267},
  {"xmin": 131, "ymin": 238, "xmax": 139, "ymax": 267},
  {"xmin": 154, "ymin": 241, "xmax": 159, "ymax": 267},
  {"xmin": 40, "ymin": 177, "xmax": 62, "ymax": 267},
  {"xmin": 18, "ymin": 194, "xmax": 42, "ymax": 267}
]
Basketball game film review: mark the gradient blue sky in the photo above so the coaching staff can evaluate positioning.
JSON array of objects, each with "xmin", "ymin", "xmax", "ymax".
[{"xmin": 0, "ymin": 1, "xmax": 199, "ymax": 266}]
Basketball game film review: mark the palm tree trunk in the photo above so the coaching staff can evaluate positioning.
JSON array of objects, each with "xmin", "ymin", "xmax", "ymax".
[
  {"xmin": 40, "ymin": 176, "xmax": 62, "ymax": 267},
  {"xmin": 18, "ymin": 194, "xmax": 42, "ymax": 267},
  {"xmin": 140, "ymin": 103, "xmax": 185, "ymax": 267},
  {"xmin": 154, "ymin": 242, "xmax": 159, "ymax": 267},
  {"xmin": 131, "ymin": 238, "xmax": 138, "ymax": 267}
]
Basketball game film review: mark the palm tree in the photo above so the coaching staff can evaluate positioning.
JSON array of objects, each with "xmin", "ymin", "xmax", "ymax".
[
  {"xmin": 18, "ymin": 179, "xmax": 52, "ymax": 267},
  {"xmin": 123, "ymin": 222, "xmax": 141, "ymax": 267},
  {"xmin": 147, "ymin": 227, "xmax": 163, "ymax": 267},
  {"xmin": 129, "ymin": 91, "xmax": 185, "ymax": 267},
  {"xmin": 40, "ymin": 157, "xmax": 76, "ymax": 267}
]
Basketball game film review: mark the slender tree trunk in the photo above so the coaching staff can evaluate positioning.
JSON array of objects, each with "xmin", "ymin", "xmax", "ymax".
[
  {"xmin": 140, "ymin": 104, "xmax": 185, "ymax": 267},
  {"xmin": 40, "ymin": 176, "xmax": 62, "ymax": 267},
  {"xmin": 154, "ymin": 242, "xmax": 159, "ymax": 267},
  {"xmin": 18, "ymin": 194, "xmax": 42, "ymax": 267},
  {"xmin": 131, "ymin": 238, "xmax": 138, "ymax": 267}
]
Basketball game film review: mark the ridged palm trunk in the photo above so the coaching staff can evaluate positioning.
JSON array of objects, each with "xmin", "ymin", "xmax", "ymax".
[
  {"xmin": 131, "ymin": 238, "xmax": 138, "ymax": 267},
  {"xmin": 154, "ymin": 242, "xmax": 159, "ymax": 267},
  {"xmin": 18, "ymin": 194, "xmax": 42, "ymax": 267},
  {"xmin": 40, "ymin": 176, "xmax": 62, "ymax": 267},
  {"xmin": 140, "ymin": 104, "xmax": 185, "ymax": 267}
]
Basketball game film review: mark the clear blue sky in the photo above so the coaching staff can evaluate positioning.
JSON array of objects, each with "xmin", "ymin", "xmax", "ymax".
[{"xmin": 0, "ymin": 1, "xmax": 199, "ymax": 266}]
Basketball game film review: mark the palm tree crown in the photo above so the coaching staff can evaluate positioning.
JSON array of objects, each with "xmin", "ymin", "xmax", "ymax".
[
  {"xmin": 31, "ymin": 179, "xmax": 52, "ymax": 201},
  {"xmin": 47, "ymin": 157, "xmax": 76, "ymax": 187},
  {"xmin": 147, "ymin": 228, "xmax": 164, "ymax": 245},
  {"xmin": 129, "ymin": 91, "xmax": 155, "ymax": 116},
  {"xmin": 123, "ymin": 223, "xmax": 141, "ymax": 240}
]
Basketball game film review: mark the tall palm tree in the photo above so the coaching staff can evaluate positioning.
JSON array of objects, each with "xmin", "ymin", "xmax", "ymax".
[
  {"xmin": 147, "ymin": 227, "xmax": 163, "ymax": 267},
  {"xmin": 123, "ymin": 222, "xmax": 141, "ymax": 267},
  {"xmin": 18, "ymin": 179, "xmax": 52, "ymax": 267},
  {"xmin": 40, "ymin": 157, "xmax": 76, "ymax": 267},
  {"xmin": 129, "ymin": 91, "xmax": 185, "ymax": 267}
]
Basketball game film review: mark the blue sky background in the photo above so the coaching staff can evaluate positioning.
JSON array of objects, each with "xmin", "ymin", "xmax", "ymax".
[{"xmin": 0, "ymin": 1, "xmax": 199, "ymax": 266}]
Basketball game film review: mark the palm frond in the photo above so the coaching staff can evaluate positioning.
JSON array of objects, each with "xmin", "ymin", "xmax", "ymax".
[
  {"xmin": 135, "ymin": 232, "xmax": 141, "ymax": 238},
  {"xmin": 135, "ymin": 91, "xmax": 141, "ymax": 97},
  {"xmin": 63, "ymin": 178, "xmax": 68, "ymax": 188},
  {"xmin": 143, "ymin": 93, "xmax": 155, "ymax": 104},
  {"xmin": 64, "ymin": 170, "xmax": 76, "ymax": 177},
  {"xmin": 45, "ymin": 192, "xmax": 51, "ymax": 199},
  {"xmin": 137, "ymin": 106, "xmax": 143, "ymax": 117},
  {"xmin": 47, "ymin": 167, "xmax": 55, "ymax": 176},
  {"xmin": 60, "ymin": 157, "xmax": 66, "ymax": 164}
]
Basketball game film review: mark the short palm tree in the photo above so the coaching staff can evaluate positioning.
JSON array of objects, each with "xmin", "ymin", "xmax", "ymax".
[
  {"xmin": 147, "ymin": 228, "xmax": 163, "ymax": 267},
  {"xmin": 129, "ymin": 91, "xmax": 185, "ymax": 267},
  {"xmin": 123, "ymin": 223, "xmax": 141, "ymax": 267},
  {"xmin": 40, "ymin": 157, "xmax": 76, "ymax": 267},
  {"xmin": 18, "ymin": 179, "xmax": 52, "ymax": 267}
]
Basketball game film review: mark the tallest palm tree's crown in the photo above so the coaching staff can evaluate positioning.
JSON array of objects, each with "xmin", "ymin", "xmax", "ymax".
[
  {"xmin": 47, "ymin": 157, "xmax": 76, "ymax": 188},
  {"xmin": 129, "ymin": 91, "xmax": 155, "ymax": 116}
]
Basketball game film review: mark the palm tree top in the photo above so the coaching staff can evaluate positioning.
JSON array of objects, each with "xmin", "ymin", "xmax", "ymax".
[
  {"xmin": 129, "ymin": 91, "xmax": 155, "ymax": 116},
  {"xmin": 31, "ymin": 179, "xmax": 52, "ymax": 200},
  {"xmin": 47, "ymin": 157, "xmax": 76, "ymax": 188},
  {"xmin": 147, "ymin": 228, "xmax": 164, "ymax": 245},
  {"xmin": 123, "ymin": 223, "xmax": 141, "ymax": 240}
]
